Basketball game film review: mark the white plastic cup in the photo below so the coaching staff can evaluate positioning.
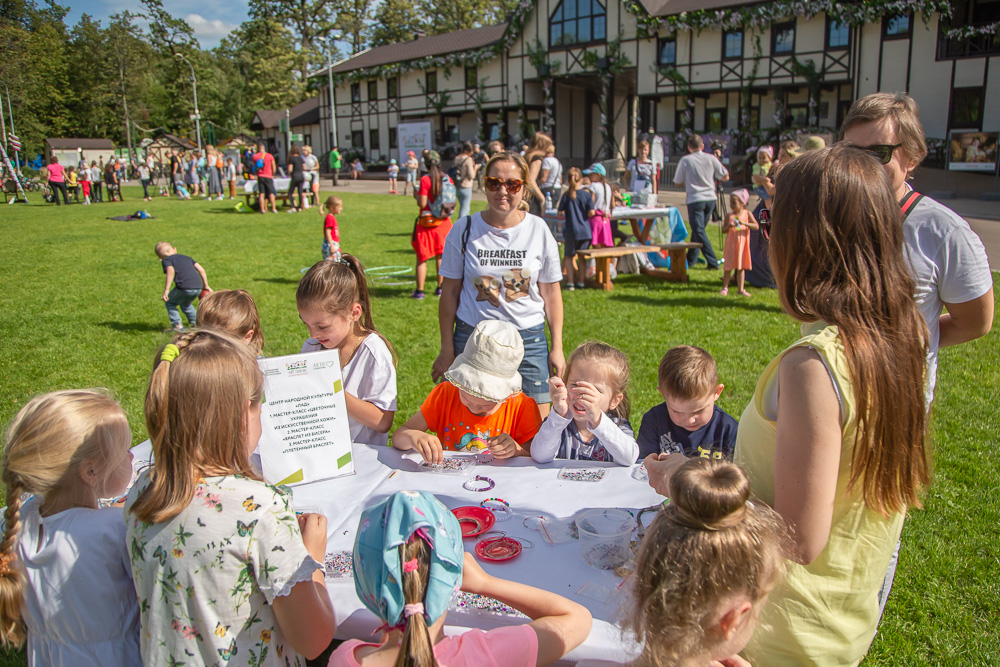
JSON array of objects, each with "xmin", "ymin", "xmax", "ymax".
[{"xmin": 577, "ymin": 508, "xmax": 636, "ymax": 570}]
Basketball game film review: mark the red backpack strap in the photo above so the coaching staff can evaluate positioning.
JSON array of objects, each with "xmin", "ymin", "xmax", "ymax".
[{"xmin": 899, "ymin": 190, "xmax": 924, "ymax": 220}]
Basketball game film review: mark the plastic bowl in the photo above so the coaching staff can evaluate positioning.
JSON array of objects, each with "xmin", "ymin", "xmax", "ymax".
[{"xmin": 576, "ymin": 508, "xmax": 636, "ymax": 570}]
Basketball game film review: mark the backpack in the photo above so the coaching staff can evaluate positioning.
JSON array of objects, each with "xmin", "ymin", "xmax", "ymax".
[
  {"xmin": 253, "ymin": 156, "xmax": 265, "ymax": 174},
  {"xmin": 430, "ymin": 175, "xmax": 457, "ymax": 219}
]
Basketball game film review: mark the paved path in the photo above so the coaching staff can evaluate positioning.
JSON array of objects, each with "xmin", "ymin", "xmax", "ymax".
[{"xmin": 320, "ymin": 177, "xmax": 1000, "ymax": 272}]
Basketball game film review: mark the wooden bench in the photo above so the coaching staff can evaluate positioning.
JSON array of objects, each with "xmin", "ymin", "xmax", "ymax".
[
  {"xmin": 244, "ymin": 191, "xmax": 292, "ymax": 208},
  {"xmin": 575, "ymin": 242, "xmax": 703, "ymax": 291}
]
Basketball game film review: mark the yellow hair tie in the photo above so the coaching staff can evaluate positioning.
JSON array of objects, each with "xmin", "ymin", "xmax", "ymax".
[{"xmin": 160, "ymin": 344, "xmax": 180, "ymax": 363}]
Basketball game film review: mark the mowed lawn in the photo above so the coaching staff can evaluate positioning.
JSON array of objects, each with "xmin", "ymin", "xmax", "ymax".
[{"xmin": 0, "ymin": 185, "xmax": 997, "ymax": 664}]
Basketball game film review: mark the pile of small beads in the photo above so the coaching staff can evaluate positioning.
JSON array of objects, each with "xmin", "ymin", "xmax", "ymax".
[
  {"xmin": 323, "ymin": 551, "xmax": 354, "ymax": 578},
  {"xmin": 451, "ymin": 592, "xmax": 527, "ymax": 618},
  {"xmin": 421, "ymin": 459, "xmax": 470, "ymax": 471},
  {"xmin": 559, "ymin": 468, "xmax": 608, "ymax": 482}
]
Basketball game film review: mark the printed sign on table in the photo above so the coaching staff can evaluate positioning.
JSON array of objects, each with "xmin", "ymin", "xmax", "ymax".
[
  {"xmin": 257, "ymin": 350, "xmax": 354, "ymax": 486},
  {"xmin": 398, "ymin": 121, "xmax": 433, "ymax": 165}
]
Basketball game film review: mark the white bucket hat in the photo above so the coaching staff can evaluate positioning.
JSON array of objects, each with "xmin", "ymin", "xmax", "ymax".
[{"xmin": 444, "ymin": 320, "xmax": 524, "ymax": 402}]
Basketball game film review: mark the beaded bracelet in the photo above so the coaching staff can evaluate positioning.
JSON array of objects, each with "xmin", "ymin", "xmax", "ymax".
[
  {"xmin": 463, "ymin": 475, "xmax": 496, "ymax": 492},
  {"xmin": 480, "ymin": 498, "xmax": 512, "ymax": 521}
]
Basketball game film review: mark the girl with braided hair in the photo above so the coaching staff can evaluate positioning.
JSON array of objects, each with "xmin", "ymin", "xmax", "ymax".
[
  {"xmin": 124, "ymin": 330, "xmax": 336, "ymax": 665},
  {"xmin": 0, "ymin": 389, "xmax": 140, "ymax": 664}
]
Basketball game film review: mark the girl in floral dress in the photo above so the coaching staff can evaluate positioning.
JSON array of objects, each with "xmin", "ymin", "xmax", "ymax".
[{"xmin": 124, "ymin": 329, "xmax": 336, "ymax": 666}]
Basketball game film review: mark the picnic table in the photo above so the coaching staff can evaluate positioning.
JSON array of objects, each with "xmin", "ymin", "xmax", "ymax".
[
  {"xmin": 576, "ymin": 242, "xmax": 702, "ymax": 290},
  {"xmin": 242, "ymin": 177, "xmax": 293, "ymax": 208}
]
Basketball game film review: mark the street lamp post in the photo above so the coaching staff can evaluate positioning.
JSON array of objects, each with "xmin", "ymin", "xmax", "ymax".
[
  {"xmin": 325, "ymin": 34, "xmax": 340, "ymax": 159},
  {"xmin": 175, "ymin": 53, "xmax": 202, "ymax": 153}
]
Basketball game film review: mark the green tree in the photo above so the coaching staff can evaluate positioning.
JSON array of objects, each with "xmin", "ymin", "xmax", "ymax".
[
  {"xmin": 370, "ymin": 0, "xmax": 426, "ymax": 47},
  {"xmin": 223, "ymin": 16, "xmax": 302, "ymax": 114},
  {"xmin": 249, "ymin": 0, "xmax": 340, "ymax": 83},
  {"xmin": 335, "ymin": 0, "xmax": 375, "ymax": 54},
  {"xmin": 423, "ymin": 0, "xmax": 517, "ymax": 34}
]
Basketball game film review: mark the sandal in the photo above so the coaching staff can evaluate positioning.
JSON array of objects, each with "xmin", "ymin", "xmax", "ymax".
[
  {"xmin": 720, "ymin": 288, "xmax": 729, "ymax": 296},
  {"xmin": 738, "ymin": 289, "xmax": 751, "ymax": 297}
]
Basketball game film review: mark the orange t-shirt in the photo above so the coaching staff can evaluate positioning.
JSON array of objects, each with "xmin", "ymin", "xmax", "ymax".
[{"xmin": 420, "ymin": 382, "xmax": 542, "ymax": 451}]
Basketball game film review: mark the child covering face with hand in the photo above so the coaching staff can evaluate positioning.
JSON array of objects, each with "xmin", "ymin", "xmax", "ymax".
[{"xmin": 531, "ymin": 341, "xmax": 639, "ymax": 465}]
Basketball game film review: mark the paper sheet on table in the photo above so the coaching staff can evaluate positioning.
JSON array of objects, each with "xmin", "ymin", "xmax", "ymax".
[{"xmin": 257, "ymin": 350, "xmax": 354, "ymax": 486}]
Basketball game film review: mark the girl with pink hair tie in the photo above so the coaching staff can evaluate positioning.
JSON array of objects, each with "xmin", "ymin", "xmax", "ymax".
[{"xmin": 721, "ymin": 188, "xmax": 759, "ymax": 297}]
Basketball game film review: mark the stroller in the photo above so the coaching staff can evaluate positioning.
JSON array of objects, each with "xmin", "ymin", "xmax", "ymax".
[{"xmin": 106, "ymin": 181, "xmax": 123, "ymax": 202}]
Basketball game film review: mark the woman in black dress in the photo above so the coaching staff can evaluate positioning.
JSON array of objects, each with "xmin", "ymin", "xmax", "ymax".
[{"xmin": 287, "ymin": 146, "xmax": 305, "ymax": 213}]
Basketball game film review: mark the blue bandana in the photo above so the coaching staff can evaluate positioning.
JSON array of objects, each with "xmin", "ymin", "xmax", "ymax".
[{"xmin": 353, "ymin": 491, "xmax": 464, "ymax": 629}]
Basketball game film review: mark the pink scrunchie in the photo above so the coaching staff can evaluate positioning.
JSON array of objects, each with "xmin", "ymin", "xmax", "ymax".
[
  {"xmin": 402, "ymin": 558, "xmax": 419, "ymax": 573},
  {"xmin": 403, "ymin": 603, "xmax": 425, "ymax": 618}
]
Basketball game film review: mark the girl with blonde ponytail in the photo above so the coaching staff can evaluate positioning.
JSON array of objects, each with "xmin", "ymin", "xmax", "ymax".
[
  {"xmin": 330, "ymin": 490, "xmax": 592, "ymax": 666},
  {"xmin": 1, "ymin": 389, "xmax": 140, "ymax": 665},
  {"xmin": 125, "ymin": 329, "xmax": 336, "ymax": 665}
]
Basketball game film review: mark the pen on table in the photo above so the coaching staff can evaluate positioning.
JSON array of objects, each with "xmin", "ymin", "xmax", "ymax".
[{"xmin": 388, "ymin": 470, "xmax": 398, "ymax": 479}]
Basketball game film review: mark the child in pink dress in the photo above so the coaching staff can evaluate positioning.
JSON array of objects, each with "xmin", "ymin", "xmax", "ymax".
[{"xmin": 721, "ymin": 188, "xmax": 759, "ymax": 297}]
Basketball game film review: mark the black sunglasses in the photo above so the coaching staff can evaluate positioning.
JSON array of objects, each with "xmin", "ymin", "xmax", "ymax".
[
  {"xmin": 853, "ymin": 143, "xmax": 903, "ymax": 165},
  {"xmin": 484, "ymin": 177, "xmax": 524, "ymax": 194}
]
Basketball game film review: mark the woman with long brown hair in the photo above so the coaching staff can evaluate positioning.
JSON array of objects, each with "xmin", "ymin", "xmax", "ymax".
[{"xmin": 648, "ymin": 144, "xmax": 929, "ymax": 665}]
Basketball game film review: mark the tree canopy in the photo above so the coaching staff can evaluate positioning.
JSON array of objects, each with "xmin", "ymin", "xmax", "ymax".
[{"xmin": 0, "ymin": 0, "xmax": 516, "ymax": 157}]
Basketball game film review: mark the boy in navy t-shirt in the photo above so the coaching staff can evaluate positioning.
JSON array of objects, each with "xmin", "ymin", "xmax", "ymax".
[
  {"xmin": 155, "ymin": 242, "xmax": 211, "ymax": 332},
  {"xmin": 638, "ymin": 345, "xmax": 738, "ymax": 460}
]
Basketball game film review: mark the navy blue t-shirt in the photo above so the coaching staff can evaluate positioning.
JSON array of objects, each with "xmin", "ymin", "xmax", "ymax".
[
  {"xmin": 557, "ymin": 189, "xmax": 593, "ymax": 244},
  {"xmin": 637, "ymin": 402, "xmax": 738, "ymax": 461},
  {"xmin": 161, "ymin": 254, "xmax": 202, "ymax": 291}
]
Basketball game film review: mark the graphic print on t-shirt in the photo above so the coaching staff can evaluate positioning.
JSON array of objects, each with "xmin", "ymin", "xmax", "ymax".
[
  {"xmin": 502, "ymin": 268, "xmax": 531, "ymax": 302},
  {"xmin": 474, "ymin": 247, "xmax": 534, "ymax": 308}
]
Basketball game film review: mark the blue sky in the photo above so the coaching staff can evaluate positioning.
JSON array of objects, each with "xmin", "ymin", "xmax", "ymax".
[{"xmin": 64, "ymin": 0, "xmax": 249, "ymax": 49}]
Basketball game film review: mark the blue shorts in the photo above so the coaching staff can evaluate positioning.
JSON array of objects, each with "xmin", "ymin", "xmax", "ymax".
[{"xmin": 454, "ymin": 319, "xmax": 551, "ymax": 404}]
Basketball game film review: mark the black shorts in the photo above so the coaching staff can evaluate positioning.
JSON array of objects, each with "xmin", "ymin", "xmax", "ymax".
[
  {"xmin": 563, "ymin": 236, "xmax": 590, "ymax": 259},
  {"xmin": 258, "ymin": 177, "xmax": 275, "ymax": 197}
]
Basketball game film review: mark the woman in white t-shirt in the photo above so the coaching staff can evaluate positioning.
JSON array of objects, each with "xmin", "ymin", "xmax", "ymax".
[
  {"xmin": 539, "ymin": 148, "xmax": 562, "ymax": 206},
  {"xmin": 433, "ymin": 151, "xmax": 565, "ymax": 416}
]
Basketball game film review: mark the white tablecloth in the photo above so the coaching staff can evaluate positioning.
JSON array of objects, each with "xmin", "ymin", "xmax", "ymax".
[{"xmin": 289, "ymin": 445, "xmax": 663, "ymax": 663}]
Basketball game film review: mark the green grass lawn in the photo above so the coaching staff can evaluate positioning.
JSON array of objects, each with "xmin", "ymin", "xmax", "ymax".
[{"xmin": 0, "ymin": 185, "xmax": 997, "ymax": 664}]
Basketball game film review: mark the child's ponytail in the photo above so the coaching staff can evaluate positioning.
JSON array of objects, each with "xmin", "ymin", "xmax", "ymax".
[
  {"xmin": 132, "ymin": 330, "xmax": 262, "ymax": 524},
  {"xmin": 394, "ymin": 538, "xmax": 437, "ymax": 667},
  {"xmin": 0, "ymin": 389, "xmax": 132, "ymax": 647},
  {"xmin": 0, "ymin": 476, "xmax": 26, "ymax": 647}
]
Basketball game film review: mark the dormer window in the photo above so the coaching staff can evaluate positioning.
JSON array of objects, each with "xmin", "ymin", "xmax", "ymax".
[{"xmin": 550, "ymin": 0, "xmax": 606, "ymax": 47}]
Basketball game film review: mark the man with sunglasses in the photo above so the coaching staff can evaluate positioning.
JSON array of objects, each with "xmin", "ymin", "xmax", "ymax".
[
  {"xmin": 840, "ymin": 92, "xmax": 993, "ymax": 404},
  {"xmin": 840, "ymin": 91, "xmax": 993, "ymax": 622}
]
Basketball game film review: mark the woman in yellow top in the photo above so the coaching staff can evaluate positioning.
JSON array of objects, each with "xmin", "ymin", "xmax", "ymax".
[{"xmin": 646, "ymin": 144, "xmax": 930, "ymax": 666}]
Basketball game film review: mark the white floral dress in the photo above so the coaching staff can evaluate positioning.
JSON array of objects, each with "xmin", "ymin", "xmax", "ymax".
[{"xmin": 124, "ymin": 474, "xmax": 320, "ymax": 667}]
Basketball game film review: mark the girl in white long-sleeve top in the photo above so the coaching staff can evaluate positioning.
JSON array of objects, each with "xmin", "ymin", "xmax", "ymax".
[{"xmin": 531, "ymin": 342, "xmax": 639, "ymax": 465}]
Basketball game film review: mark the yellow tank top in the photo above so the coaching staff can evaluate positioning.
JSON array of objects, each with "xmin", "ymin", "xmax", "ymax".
[{"xmin": 736, "ymin": 321, "xmax": 905, "ymax": 667}]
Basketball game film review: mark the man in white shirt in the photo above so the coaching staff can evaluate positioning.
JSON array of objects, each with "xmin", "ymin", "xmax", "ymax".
[
  {"xmin": 673, "ymin": 134, "xmax": 729, "ymax": 269},
  {"xmin": 841, "ymin": 93, "xmax": 993, "ymax": 404}
]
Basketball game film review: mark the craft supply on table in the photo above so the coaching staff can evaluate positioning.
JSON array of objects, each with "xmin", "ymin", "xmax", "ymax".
[
  {"xmin": 559, "ymin": 468, "xmax": 608, "ymax": 482},
  {"xmin": 631, "ymin": 463, "xmax": 648, "ymax": 482},
  {"xmin": 324, "ymin": 551, "xmax": 354, "ymax": 578},
  {"xmin": 475, "ymin": 449, "xmax": 495, "ymax": 464},
  {"xmin": 294, "ymin": 504, "xmax": 324, "ymax": 516},
  {"xmin": 576, "ymin": 581, "xmax": 615, "ymax": 603},
  {"xmin": 450, "ymin": 592, "xmax": 527, "ymax": 618},
  {"xmin": 480, "ymin": 498, "xmax": 513, "ymax": 522},
  {"xmin": 451, "ymin": 505, "xmax": 496, "ymax": 537},
  {"xmin": 463, "ymin": 475, "xmax": 496, "ymax": 492},
  {"xmin": 475, "ymin": 536, "xmax": 524, "ymax": 562},
  {"xmin": 576, "ymin": 508, "xmax": 636, "ymax": 570},
  {"xmin": 419, "ymin": 456, "xmax": 476, "ymax": 474}
]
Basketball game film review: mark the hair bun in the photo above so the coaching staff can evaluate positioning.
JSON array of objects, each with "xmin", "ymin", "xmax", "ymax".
[{"xmin": 667, "ymin": 458, "xmax": 751, "ymax": 531}]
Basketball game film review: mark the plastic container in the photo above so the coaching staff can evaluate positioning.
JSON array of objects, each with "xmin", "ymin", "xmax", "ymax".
[
  {"xmin": 419, "ymin": 456, "xmax": 476, "ymax": 475},
  {"xmin": 576, "ymin": 508, "xmax": 636, "ymax": 570}
]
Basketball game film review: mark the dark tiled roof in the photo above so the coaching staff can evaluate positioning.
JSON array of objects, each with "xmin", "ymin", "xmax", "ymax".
[
  {"xmin": 251, "ymin": 97, "xmax": 321, "ymax": 129},
  {"xmin": 638, "ymin": 0, "xmax": 764, "ymax": 17},
  {"xmin": 45, "ymin": 138, "xmax": 115, "ymax": 150},
  {"xmin": 150, "ymin": 133, "xmax": 198, "ymax": 149},
  {"xmin": 323, "ymin": 24, "xmax": 508, "ymax": 75}
]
